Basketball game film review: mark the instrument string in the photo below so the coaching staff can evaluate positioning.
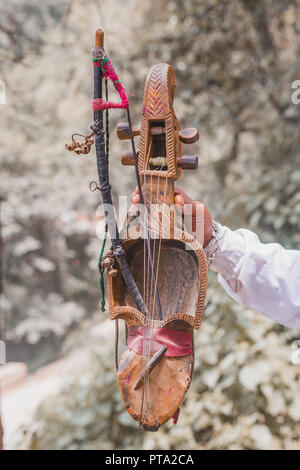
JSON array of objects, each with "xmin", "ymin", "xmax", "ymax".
[
  {"xmin": 143, "ymin": 143, "xmax": 170, "ymax": 424},
  {"xmin": 151, "ymin": 173, "xmax": 168, "ymax": 322},
  {"xmin": 126, "ymin": 108, "xmax": 162, "ymax": 319},
  {"xmin": 153, "ymin": 171, "xmax": 161, "ymax": 320},
  {"xmin": 148, "ymin": 169, "xmax": 155, "ymax": 320},
  {"xmin": 143, "ymin": 142, "xmax": 152, "ymax": 318},
  {"xmin": 140, "ymin": 136, "xmax": 152, "ymax": 424},
  {"xmin": 144, "ymin": 160, "xmax": 169, "ymax": 427},
  {"xmin": 140, "ymin": 124, "xmax": 173, "ymax": 427},
  {"xmin": 140, "ymin": 146, "xmax": 173, "ymax": 427},
  {"xmin": 143, "ymin": 166, "xmax": 153, "ymax": 421},
  {"xmin": 141, "ymin": 138, "xmax": 152, "ymax": 317},
  {"xmin": 144, "ymin": 166, "xmax": 160, "ymax": 420},
  {"xmin": 144, "ymin": 166, "xmax": 163, "ymax": 428}
]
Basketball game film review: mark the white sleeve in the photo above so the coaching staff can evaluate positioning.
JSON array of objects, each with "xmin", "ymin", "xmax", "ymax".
[{"xmin": 205, "ymin": 223, "xmax": 300, "ymax": 328}]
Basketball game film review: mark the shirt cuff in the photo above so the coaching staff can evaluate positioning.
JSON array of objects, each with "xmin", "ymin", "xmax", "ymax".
[{"xmin": 204, "ymin": 222, "xmax": 246, "ymax": 292}]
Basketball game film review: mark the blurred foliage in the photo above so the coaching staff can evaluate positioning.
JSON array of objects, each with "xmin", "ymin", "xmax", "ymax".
[
  {"xmin": 0, "ymin": 0, "xmax": 299, "ymax": 450},
  {"xmin": 18, "ymin": 287, "xmax": 300, "ymax": 450}
]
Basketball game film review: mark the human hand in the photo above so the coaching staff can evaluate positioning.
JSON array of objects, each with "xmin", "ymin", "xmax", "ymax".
[{"xmin": 131, "ymin": 187, "xmax": 213, "ymax": 247}]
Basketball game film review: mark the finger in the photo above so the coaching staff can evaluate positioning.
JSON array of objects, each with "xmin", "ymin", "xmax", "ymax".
[
  {"xmin": 174, "ymin": 187, "xmax": 194, "ymax": 206},
  {"xmin": 131, "ymin": 192, "xmax": 140, "ymax": 204},
  {"xmin": 174, "ymin": 194, "xmax": 183, "ymax": 205},
  {"xmin": 203, "ymin": 206, "xmax": 213, "ymax": 247},
  {"xmin": 175, "ymin": 194, "xmax": 185, "ymax": 215},
  {"xmin": 174, "ymin": 187, "xmax": 182, "ymax": 196}
]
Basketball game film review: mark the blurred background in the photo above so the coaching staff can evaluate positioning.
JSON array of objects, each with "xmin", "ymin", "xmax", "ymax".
[{"xmin": 0, "ymin": 0, "xmax": 299, "ymax": 450}]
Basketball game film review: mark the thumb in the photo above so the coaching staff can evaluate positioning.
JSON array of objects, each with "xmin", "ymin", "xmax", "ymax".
[{"xmin": 174, "ymin": 193, "xmax": 184, "ymax": 213}]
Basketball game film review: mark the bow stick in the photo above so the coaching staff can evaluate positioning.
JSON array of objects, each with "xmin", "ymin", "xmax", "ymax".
[{"xmin": 92, "ymin": 29, "xmax": 163, "ymax": 321}]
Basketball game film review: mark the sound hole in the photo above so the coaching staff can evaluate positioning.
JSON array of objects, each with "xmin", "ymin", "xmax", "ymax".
[
  {"xmin": 149, "ymin": 121, "xmax": 167, "ymax": 171},
  {"xmin": 125, "ymin": 240, "xmax": 199, "ymax": 321}
]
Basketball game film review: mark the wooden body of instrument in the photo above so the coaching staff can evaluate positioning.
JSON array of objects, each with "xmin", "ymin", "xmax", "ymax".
[{"xmin": 108, "ymin": 63, "xmax": 208, "ymax": 431}]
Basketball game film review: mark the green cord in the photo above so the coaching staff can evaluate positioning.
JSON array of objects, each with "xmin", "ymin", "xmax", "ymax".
[{"xmin": 99, "ymin": 222, "xmax": 108, "ymax": 312}]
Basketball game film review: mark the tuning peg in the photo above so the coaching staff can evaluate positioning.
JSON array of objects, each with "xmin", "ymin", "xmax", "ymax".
[
  {"xmin": 116, "ymin": 122, "xmax": 141, "ymax": 140},
  {"xmin": 121, "ymin": 150, "xmax": 139, "ymax": 166},
  {"xmin": 178, "ymin": 155, "xmax": 198, "ymax": 170},
  {"xmin": 178, "ymin": 128, "xmax": 199, "ymax": 144}
]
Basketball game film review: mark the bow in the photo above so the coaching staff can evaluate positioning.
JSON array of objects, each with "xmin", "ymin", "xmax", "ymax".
[{"xmin": 66, "ymin": 28, "xmax": 208, "ymax": 431}]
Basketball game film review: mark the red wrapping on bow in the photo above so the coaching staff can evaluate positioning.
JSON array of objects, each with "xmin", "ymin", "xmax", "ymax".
[{"xmin": 92, "ymin": 58, "xmax": 130, "ymax": 110}]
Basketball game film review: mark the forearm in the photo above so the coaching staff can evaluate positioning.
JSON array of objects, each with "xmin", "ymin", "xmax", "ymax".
[{"xmin": 205, "ymin": 223, "xmax": 300, "ymax": 328}]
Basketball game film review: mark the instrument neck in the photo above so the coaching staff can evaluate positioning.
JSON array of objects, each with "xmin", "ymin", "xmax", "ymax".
[{"xmin": 141, "ymin": 173, "xmax": 175, "ymax": 208}]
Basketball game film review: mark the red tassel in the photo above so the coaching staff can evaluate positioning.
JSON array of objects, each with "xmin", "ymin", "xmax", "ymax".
[{"xmin": 92, "ymin": 58, "xmax": 130, "ymax": 111}]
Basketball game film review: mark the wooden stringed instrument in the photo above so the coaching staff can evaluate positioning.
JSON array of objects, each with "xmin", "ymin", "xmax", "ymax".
[{"xmin": 66, "ymin": 29, "xmax": 208, "ymax": 432}]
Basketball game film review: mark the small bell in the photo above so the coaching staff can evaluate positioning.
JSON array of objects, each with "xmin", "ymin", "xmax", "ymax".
[
  {"xmin": 65, "ymin": 142, "xmax": 76, "ymax": 151},
  {"xmin": 65, "ymin": 132, "xmax": 95, "ymax": 156},
  {"xmin": 81, "ymin": 145, "xmax": 90, "ymax": 154},
  {"xmin": 101, "ymin": 257, "xmax": 113, "ymax": 270}
]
